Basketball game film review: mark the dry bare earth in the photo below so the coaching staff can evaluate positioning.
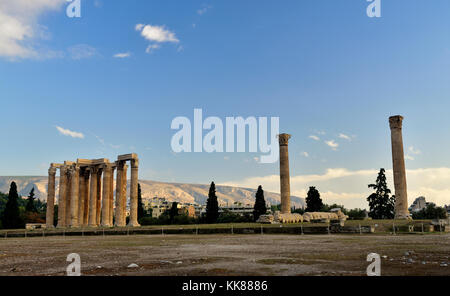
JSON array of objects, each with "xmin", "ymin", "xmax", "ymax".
[{"xmin": 0, "ymin": 234, "xmax": 449, "ymax": 276}]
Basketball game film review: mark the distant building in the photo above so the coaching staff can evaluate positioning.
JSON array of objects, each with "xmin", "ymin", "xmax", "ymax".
[
  {"xmin": 409, "ymin": 196, "xmax": 428, "ymax": 213},
  {"xmin": 219, "ymin": 202, "xmax": 254, "ymax": 216}
]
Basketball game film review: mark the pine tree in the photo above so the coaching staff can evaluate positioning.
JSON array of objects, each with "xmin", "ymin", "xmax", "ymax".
[
  {"xmin": 253, "ymin": 185, "xmax": 267, "ymax": 221},
  {"xmin": 205, "ymin": 182, "xmax": 219, "ymax": 223},
  {"xmin": 2, "ymin": 182, "xmax": 23, "ymax": 229},
  {"xmin": 25, "ymin": 187, "xmax": 37, "ymax": 213},
  {"xmin": 137, "ymin": 183, "xmax": 145, "ymax": 220},
  {"xmin": 305, "ymin": 186, "xmax": 323, "ymax": 212},
  {"xmin": 169, "ymin": 202, "xmax": 179, "ymax": 223},
  {"xmin": 367, "ymin": 168, "xmax": 395, "ymax": 219}
]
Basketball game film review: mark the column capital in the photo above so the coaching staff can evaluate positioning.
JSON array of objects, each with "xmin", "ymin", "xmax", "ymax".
[
  {"xmin": 131, "ymin": 158, "xmax": 139, "ymax": 168},
  {"xmin": 48, "ymin": 167, "xmax": 57, "ymax": 175},
  {"xmin": 389, "ymin": 115, "xmax": 404, "ymax": 130},
  {"xmin": 278, "ymin": 133, "xmax": 291, "ymax": 146}
]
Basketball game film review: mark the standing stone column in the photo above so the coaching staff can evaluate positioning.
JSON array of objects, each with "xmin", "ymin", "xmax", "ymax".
[
  {"xmin": 78, "ymin": 168, "xmax": 86, "ymax": 226},
  {"xmin": 101, "ymin": 164, "xmax": 112, "ymax": 227},
  {"xmin": 69, "ymin": 166, "xmax": 80, "ymax": 227},
  {"xmin": 128, "ymin": 158, "xmax": 140, "ymax": 227},
  {"xmin": 114, "ymin": 162, "xmax": 124, "ymax": 226},
  {"xmin": 278, "ymin": 134, "xmax": 292, "ymax": 214},
  {"xmin": 121, "ymin": 164, "xmax": 128, "ymax": 226},
  {"xmin": 96, "ymin": 168, "xmax": 103, "ymax": 226},
  {"xmin": 57, "ymin": 166, "xmax": 68, "ymax": 228},
  {"xmin": 45, "ymin": 166, "xmax": 57, "ymax": 228},
  {"xmin": 65, "ymin": 171, "xmax": 72, "ymax": 226},
  {"xmin": 83, "ymin": 169, "xmax": 90, "ymax": 226},
  {"xmin": 109, "ymin": 166, "xmax": 115, "ymax": 225},
  {"xmin": 88, "ymin": 166, "xmax": 99, "ymax": 227},
  {"xmin": 389, "ymin": 116, "xmax": 411, "ymax": 219}
]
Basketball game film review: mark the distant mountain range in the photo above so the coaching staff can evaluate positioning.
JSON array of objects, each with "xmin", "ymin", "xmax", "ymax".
[{"xmin": 0, "ymin": 176, "xmax": 305, "ymax": 208}]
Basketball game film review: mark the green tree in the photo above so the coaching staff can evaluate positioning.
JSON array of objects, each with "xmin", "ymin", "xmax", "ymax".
[
  {"xmin": 253, "ymin": 185, "xmax": 267, "ymax": 221},
  {"xmin": 25, "ymin": 187, "xmax": 38, "ymax": 213},
  {"xmin": 367, "ymin": 168, "xmax": 395, "ymax": 219},
  {"xmin": 137, "ymin": 183, "xmax": 145, "ymax": 220},
  {"xmin": 412, "ymin": 203, "xmax": 447, "ymax": 220},
  {"xmin": 305, "ymin": 186, "xmax": 323, "ymax": 212},
  {"xmin": 205, "ymin": 181, "xmax": 219, "ymax": 223},
  {"xmin": 2, "ymin": 182, "xmax": 23, "ymax": 229},
  {"xmin": 169, "ymin": 202, "xmax": 179, "ymax": 222}
]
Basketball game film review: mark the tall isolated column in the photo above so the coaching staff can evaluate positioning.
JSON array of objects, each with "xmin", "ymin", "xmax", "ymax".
[
  {"xmin": 57, "ymin": 166, "xmax": 67, "ymax": 228},
  {"xmin": 278, "ymin": 134, "xmax": 292, "ymax": 214},
  {"xmin": 114, "ymin": 162, "xmax": 124, "ymax": 226},
  {"xmin": 69, "ymin": 166, "xmax": 80, "ymax": 227},
  {"xmin": 128, "ymin": 158, "xmax": 140, "ymax": 227},
  {"xmin": 88, "ymin": 166, "xmax": 99, "ymax": 227},
  {"xmin": 101, "ymin": 164, "xmax": 112, "ymax": 227},
  {"xmin": 96, "ymin": 168, "xmax": 103, "ymax": 226},
  {"xmin": 121, "ymin": 164, "xmax": 128, "ymax": 226},
  {"xmin": 45, "ymin": 166, "xmax": 57, "ymax": 228},
  {"xmin": 389, "ymin": 115, "xmax": 411, "ymax": 219}
]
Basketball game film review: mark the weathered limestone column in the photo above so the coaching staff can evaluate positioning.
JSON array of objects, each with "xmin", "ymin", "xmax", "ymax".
[
  {"xmin": 69, "ymin": 165, "xmax": 80, "ymax": 227},
  {"xmin": 57, "ymin": 166, "xmax": 68, "ymax": 228},
  {"xmin": 45, "ymin": 166, "xmax": 57, "ymax": 228},
  {"xmin": 389, "ymin": 116, "xmax": 411, "ymax": 219},
  {"xmin": 65, "ymin": 171, "xmax": 72, "ymax": 226},
  {"xmin": 128, "ymin": 158, "xmax": 140, "ymax": 227},
  {"xmin": 88, "ymin": 166, "xmax": 99, "ymax": 227},
  {"xmin": 109, "ymin": 166, "xmax": 115, "ymax": 225},
  {"xmin": 278, "ymin": 134, "xmax": 292, "ymax": 214},
  {"xmin": 114, "ymin": 162, "xmax": 124, "ymax": 226},
  {"xmin": 96, "ymin": 168, "xmax": 103, "ymax": 226},
  {"xmin": 101, "ymin": 164, "xmax": 112, "ymax": 227},
  {"xmin": 82, "ymin": 169, "xmax": 90, "ymax": 226},
  {"xmin": 77, "ymin": 168, "xmax": 86, "ymax": 226},
  {"xmin": 121, "ymin": 164, "xmax": 128, "ymax": 226}
]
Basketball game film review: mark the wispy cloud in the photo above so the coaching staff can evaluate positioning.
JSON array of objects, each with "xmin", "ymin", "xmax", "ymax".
[
  {"xmin": 301, "ymin": 152, "xmax": 309, "ymax": 157},
  {"xmin": 56, "ymin": 126, "xmax": 84, "ymax": 139},
  {"xmin": 338, "ymin": 133, "xmax": 352, "ymax": 141},
  {"xmin": 136, "ymin": 24, "xmax": 179, "ymax": 43},
  {"xmin": 325, "ymin": 140, "xmax": 339, "ymax": 150},
  {"xmin": 68, "ymin": 44, "xmax": 97, "ymax": 60},
  {"xmin": 309, "ymin": 135, "xmax": 320, "ymax": 141},
  {"xmin": 113, "ymin": 52, "xmax": 131, "ymax": 58},
  {"xmin": 145, "ymin": 44, "xmax": 160, "ymax": 54},
  {"xmin": 197, "ymin": 5, "xmax": 212, "ymax": 15}
]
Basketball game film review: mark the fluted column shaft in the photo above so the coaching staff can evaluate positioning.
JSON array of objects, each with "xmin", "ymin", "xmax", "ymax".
[
  {"xmin": 121, "ymin": 164, "xmax": 128, "ymax": 226},
  {"xmin": 88, "ymin": 167, "xmax": 99, "ymax": 226},
  {"xmin": 101, "ymin": 165, "xmax": 112, "ymax": 227},
  {"xmin": 65, "ymin": 172, "xmax": 72, "ymax": 226},
  {"xmin": 78, "ymin": 168, "xmax": 85, "ymax": 226},
  {"xmin": 279, "ymin": 134, "xmax": 291, "ymax": 214},
  {"xmin": 128, "ymin": 159, "xmax": 140, "ymax": 227},
  {"xmin": 115, "ymin": 162, "xmax": 124, "ymax": 226},
  {"xmin": 96, "ymin": 169, "xmax": 103, "ymax": 226},
  {"xmin": 389, "ymin": 116, "xmax": 410, "ymax": 219},
  {"xmin": 69, "ymin": 166, "xmax": 80, "ymax": 227},
  {"xmin": 83, "ymin": 170, "xmax": 90, "ymax": 226},
  {"xmin": 109, "ymin": 167, "xmax": 115, "ymax": 225},
  {"xmin": 46, "ymin": 167, "xmax": 57, "ymax": 228},
  {"xmin": 57, "ymin": 166, "xmax": 68, "ymax": 228}
]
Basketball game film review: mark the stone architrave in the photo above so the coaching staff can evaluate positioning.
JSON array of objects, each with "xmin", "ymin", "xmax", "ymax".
[
  {"xmin": 128, "ymin": 158, "xmax": 140, "ymax": 227},
  {"xmin": 278, "ymin": 134, "xmax": 292, "ymax": 214},
  {"xmin": 101, "ymin": 164, "xmax": 112, "ymax": 227},
  {"xmin": 389, "ymin": 115, "xmax": 411, "ymax": 219},
  {"xmin": 69, "ymin": 166, "xmax": 80, "ymax": 227},
  {"xmin": 88, "ymin": 166, "xmax": 99, "ymax": 227},
  {"xmin": 57, "ymin": 166, "xmax": 68, "ymax": 228},
  {"xmin": 45, "ymin": 166, "xmax": 57, "ymax": 228}
]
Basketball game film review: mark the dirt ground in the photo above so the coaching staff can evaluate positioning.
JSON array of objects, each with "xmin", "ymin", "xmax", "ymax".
[{"xmin": 0, "ymin": 233, "xmax": 449, "ymax": 276}]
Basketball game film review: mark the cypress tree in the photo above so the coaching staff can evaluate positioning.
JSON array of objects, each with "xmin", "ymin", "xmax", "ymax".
[
  {"xmin": 137, "ymin": 183, "xmax": 145, "ymax": 220},
  {"xmin": 2, "ymin": 182, "xmax": 23, "ymax": 229},
  {"xmin": 25, "ymin": 187, "xmax": 37, "ymax": 213},
  {"xmin": 253, "ymin": 185, "xmax": 267, "ymax": 221},
  {"xmin": 205, "ymin": 182, "xmax": 219, "ymax": 223},
  {"xmin": 305, "ymin": 186, "xmax": 323, "ymax": 212}
]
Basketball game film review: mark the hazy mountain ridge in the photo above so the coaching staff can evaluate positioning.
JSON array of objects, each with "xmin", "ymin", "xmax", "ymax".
[{"xmin": 0, "ymin": 176, "xmax": 305, "ymax": 208}]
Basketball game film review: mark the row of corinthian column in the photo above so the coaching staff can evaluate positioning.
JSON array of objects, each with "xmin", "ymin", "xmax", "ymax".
[{"xmin": 45, "ymin": 154, "xmax": 140, "ymax": 228}]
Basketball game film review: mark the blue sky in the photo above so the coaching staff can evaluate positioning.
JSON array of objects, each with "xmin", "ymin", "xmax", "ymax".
[{"xmin": 1, "ymin": 0, "xmax": 450, "ymax": 208}]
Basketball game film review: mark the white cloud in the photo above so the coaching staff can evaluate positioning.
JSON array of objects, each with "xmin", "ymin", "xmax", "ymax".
[
  {"xmin": 56, "ymin": 126, "xmax": 84, "ymax": 139},
  {"xmin": 113, "ymin": 52, "xmax": 131, "ymax": 58},
  {"xmin": 136, "ymin": 24, "xmax": 179, "ymax": 43},
  {"xmin": 325, "ymin": 140, "xmax": 339, "ymax": 150},
  {"xmin": 68, "ymin": 44, "xmax": 97, "ymax": 60},
  {"xmin": 309, "ymin": 135, "xmax": 320, "ymax": 141},
  {"xmin": 405, "ymin": 155, "xmax": 415, "ymax": 161},
  {"xmin": 301, "ymin": 152, "xmax": 309, "ymax": 158},
  {"xmin": 145, "ymin": 44, "xmax": 160, "ymax": 54},
  {"xmin": 223, "ymin": 167, "xmax": 450, "ymax": 209},
  {"xmin": 0, "ymin": 0, "xmax": 65, "ymax": 60},
  {"xmin": 409, "ymin": 146, "xmax": 422, "ymax": 155},
  {"xmin": 338, "ymin": 133, "xmax": 352, "ymax": 141},
  {"xmin": 197, "ymin": 5, "xmax": 212, "ymax": 15}
]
